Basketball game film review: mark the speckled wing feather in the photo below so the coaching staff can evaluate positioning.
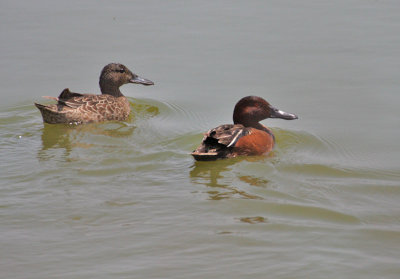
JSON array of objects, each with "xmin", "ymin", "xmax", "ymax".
[
  {"xmin": 206, "ymin": 124, "xmax": 250, "ymax": 147},
  {"xmin": 56, "ymin": 88, "xmax": 97, "ymax": 109},
  {"xmin": 58, "ymin": 88, "xmax": 84, "ymax": 100}
]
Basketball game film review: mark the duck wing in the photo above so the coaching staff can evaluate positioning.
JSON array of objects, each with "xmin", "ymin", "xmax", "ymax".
[
  {"xmin": 58, "ymin": 88, "xmax": 85, "ymax": 100},
  {"xmin": 206, "ymin": 124, "xmax": 250, "ymax": 147},
  {"xmin": 191, "ymin": 124, "xmax": 251, "ymax": 160},
  {"xmin": 55, "ymin": 88, "xmax": 102, "ymax": 109},
  {"xmin": 42, "ymin": 88, "xmax": 88, "ymax": 108}
]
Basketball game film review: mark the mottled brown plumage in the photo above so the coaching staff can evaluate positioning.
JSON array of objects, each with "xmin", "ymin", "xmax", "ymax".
[{"xmin": 35, "ymin": 63, "xmax": 154, "ymax": 124}]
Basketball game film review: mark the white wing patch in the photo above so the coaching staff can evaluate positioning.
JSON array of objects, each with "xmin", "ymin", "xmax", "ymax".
[{"xmin": 227, "ymin": 129, "xmax": 245, "ymax": 147}]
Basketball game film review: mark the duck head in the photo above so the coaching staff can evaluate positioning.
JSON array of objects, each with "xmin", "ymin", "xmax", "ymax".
[
  {"xmin": 233, "ymin": 96, "xmax": 298, "ymax": 128},
  {"xmin": 99, "ymin": 63, "xmax": 154, "ymax": 97}
]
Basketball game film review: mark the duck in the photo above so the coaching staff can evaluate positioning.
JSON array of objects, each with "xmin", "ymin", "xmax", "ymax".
[
  {"xmin": 191, "ymin": 96, "xmax": 298, "ymax": 161},
  {"xmin": 35, "ymin": 63, "xmax": 154, "ymax": 124}
]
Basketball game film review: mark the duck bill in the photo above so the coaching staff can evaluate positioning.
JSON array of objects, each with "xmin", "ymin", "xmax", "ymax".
[
  {"xmin": 130, "ymin": 75, "xmax": 154, "ymax": 86},
  {"xmin": 270, "ymin": 106, "xmax": 298, "ymax": 120}
]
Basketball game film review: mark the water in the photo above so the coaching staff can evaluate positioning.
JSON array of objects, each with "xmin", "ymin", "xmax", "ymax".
[{"xmin": 1, "ymin": 0, "xmax": 400, "ymax": 278}]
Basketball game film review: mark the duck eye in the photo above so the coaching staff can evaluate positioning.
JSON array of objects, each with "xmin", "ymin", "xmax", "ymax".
[{"xmin": 117, "ymin": 69, "xmax": 125, "ymax": 73}]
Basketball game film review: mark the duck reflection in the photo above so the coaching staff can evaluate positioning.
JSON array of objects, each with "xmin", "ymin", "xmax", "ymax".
[
  {"xmin": 238, "ymin": 175, "xmax": 269, "ymax": 187},
  {"xmin": 190, "ymin": 157, "xmax": 270, "ymax": 200},
  {"xmin": 37, "ymin": 101, "xmax": 159, "ymax": 161},
  {"xmin": 130, "ymin": 100, "xmax": 159, "ymax": 120},
  {"xmin": 37, "ymin": 121, "xmax": 136, "ymax": 160}
]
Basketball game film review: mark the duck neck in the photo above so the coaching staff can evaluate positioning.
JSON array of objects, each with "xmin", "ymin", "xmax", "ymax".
[
  {"xmin": 239, "ymin": 120, "xmax": 264, "ymax": 131},
  {"xmin": 251, "ymin": 122, "xmax": 265, "ymax": 131},
  {"xmin": 238, "ymin": 120, "xmax": 273, "ymax": 139},
  {"xmin": 99, "ymin": 82, "xmax": 124, "ymax": 97}
]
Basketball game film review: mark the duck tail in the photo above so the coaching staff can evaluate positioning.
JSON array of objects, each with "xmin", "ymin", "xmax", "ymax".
[
  {"xmin": 35, "ymin": 103, "xmax": 65, "ymax": 124},
  {"xmin": 35, "ymin": 102, "xmax": 54, "ymax": 111},
  {"xmin": 191, "ymin": 151, "xmax": 221, "ymax": 161},
  {"xmin": 191, "ymin": 141, "xmax": 230, "ymax": 161}
]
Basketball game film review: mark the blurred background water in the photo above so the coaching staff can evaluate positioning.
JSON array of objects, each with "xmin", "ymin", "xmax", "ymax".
[{"xmin": 1, "ymin": 0, "xmax": 400, "ymax": 278}]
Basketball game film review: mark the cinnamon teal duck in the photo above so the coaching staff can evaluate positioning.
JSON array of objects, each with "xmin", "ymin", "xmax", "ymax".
[
  {"xmin": 35, "ymin": 63, "xmax": 154, "ymax": 124},
  {"xmin": 191, "ymin": 96, "xmax": 298, "ymax": 161}
]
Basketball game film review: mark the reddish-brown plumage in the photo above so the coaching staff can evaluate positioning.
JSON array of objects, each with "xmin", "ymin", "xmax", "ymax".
[
  {"xmin": 234, "ymin": 128, "xmax": 274, "ymax": 156},
  {"xmin": 191, "ymin": 96, "xmax": 298, "ymax": 161}
]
